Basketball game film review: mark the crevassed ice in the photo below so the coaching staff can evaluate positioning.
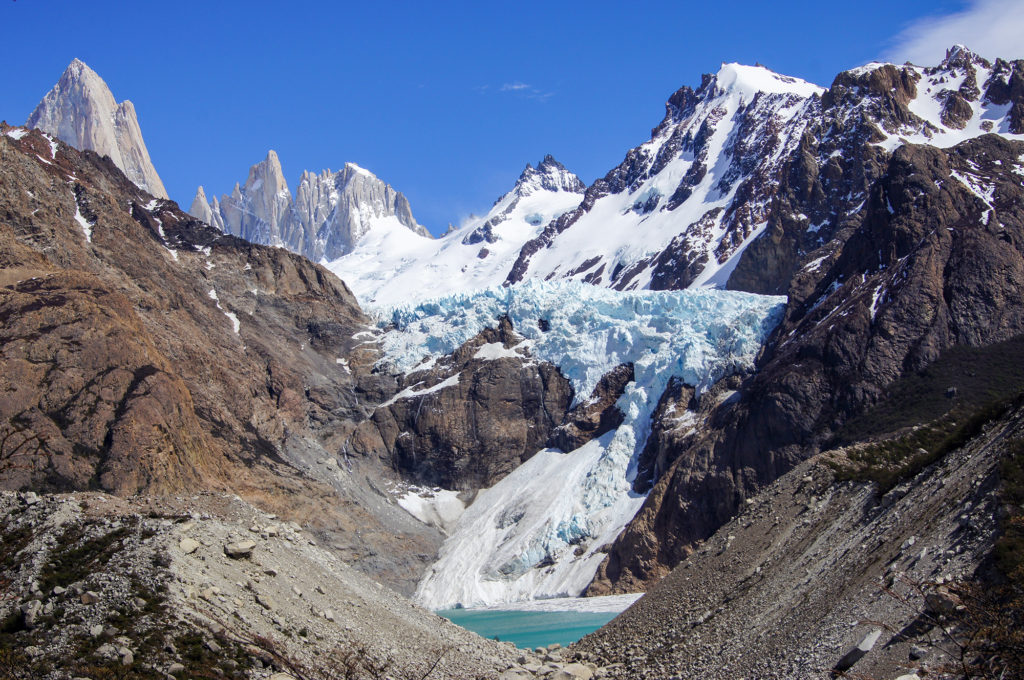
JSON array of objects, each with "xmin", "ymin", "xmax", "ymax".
[
  {"xmin": 377, "ymin": 279, "xmax": 786, "ymax": 403},
  {"xmin": 373, "ymin": 280, "xmax": 786, "ymax": 609}
]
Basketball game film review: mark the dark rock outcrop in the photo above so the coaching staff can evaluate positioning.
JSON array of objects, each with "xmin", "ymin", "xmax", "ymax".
[
  {"xmin": 349, "ymin": 318, "xmax": 574, "ymax": 490},
  {"xmin": 548, "ymin": 363, "xmax": 633, "ymax": 452}
]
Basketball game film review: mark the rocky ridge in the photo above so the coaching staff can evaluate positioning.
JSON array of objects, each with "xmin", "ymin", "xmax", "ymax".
[{"xmin": 190, "ymin": 151, "xmax": 430, "ymax": 262}]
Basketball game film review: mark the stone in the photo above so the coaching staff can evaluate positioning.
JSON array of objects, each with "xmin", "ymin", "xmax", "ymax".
[
  {"xmin": 551, "ymin": 664, "xmax": 595, "ymax": 680},
  {"xmin": 90, "ymin": 624, "xmax": 104, "ymax": 638},
  {"xmin": 167, "ymin": 663, "xmax": 185, "ymax": 675},
  {"xmin": 909, "ymin": 644, "xmax": 927, "ymax": 660},
  {"xmin": 224, "ymin": 540, "xmax": 256, "ymax": 558},
  {"xmin": 52, "ymin": 586, "xmax": 66, "ymax": 595},
  {"xmin": 925, "ymin": 589, "xmax": 960, "ymax": 616},
  {"xmin": 19, "ymin": 600, "xmax": 42, "ymax": 628},
  {"xmin": 833, "ymin": 629, "xmax": 882, "ymax": 673},
  {"xmin": 179, "ymin": 537, "xmax": 200, "ymax": 554},
  {"xmin": 80, "ymin": 591, "xmax": 100, "ymax": 605},
  {"xmin": 323, "ymin": 609, "xmax": 335, "ymax": 621},
  {"xmin": 498, "ymin": 671, "xmax": 531, "ymax": 680}
]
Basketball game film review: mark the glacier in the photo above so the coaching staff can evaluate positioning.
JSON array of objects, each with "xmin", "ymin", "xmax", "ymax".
[{"xmin": 372, "ymin": 280, "xmax": 785, "ymax": 608}]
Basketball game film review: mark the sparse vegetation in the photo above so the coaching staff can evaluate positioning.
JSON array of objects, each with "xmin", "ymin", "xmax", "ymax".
[
  {"xmin": 837, "ymin": 334, "xmax": 1024, "ymax": 444},
  {"xmin": 37, "ymin": 522, "xmax": 132, "ymax": 594},
  {"xmin": 830, "ymin": 397, "xmax": 1016, "ymax": 493},
  {"xmin": 826, "ymin": 336, "xmax": 1024, "ymax": 493}
]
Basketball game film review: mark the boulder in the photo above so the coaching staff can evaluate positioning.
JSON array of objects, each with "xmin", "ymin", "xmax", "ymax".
[
  {"xmin": 551, "ymin": 663, "xmax": 594, "ymax": 680},
  {"xmin": 19, "ymin": 600, "xmax": 42, "ymax": 628},
  {"xmin": 833, "ymin": 629, "xmax": 882, "ymax": 673},
  {"xmin": 224, "ymin": 540, "xmax": 256, "ymax": 558}
]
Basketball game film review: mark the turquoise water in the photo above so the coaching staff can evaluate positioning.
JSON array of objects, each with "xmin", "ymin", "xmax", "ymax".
[{"xmin": 437, "ymin": 609, "xmax": 617, "ymax": 649}]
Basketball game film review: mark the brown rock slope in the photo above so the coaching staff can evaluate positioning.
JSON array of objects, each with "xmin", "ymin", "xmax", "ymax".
[{"xmin": 0, "ymin": 123, "xmax": 439, "ymax": 592}]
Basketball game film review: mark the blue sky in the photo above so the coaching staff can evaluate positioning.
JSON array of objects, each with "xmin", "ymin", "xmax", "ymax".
[{"xmin": 3, "ymin": 0, "xmax": 1021, "ymax": 234}]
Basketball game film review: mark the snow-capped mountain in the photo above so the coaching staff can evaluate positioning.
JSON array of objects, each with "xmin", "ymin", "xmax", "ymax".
[
  {"xmin": 190, "ymin": 152, "xmax": 430, "ymax": 262},
  {"xmin": 27, "ymin": 58, "xmax": 168, "ymax": 198},
  {"xmin": 328, "ymin": 46, "xmax": 1024, "ymax": 308},
  {"xmin": 508, "ymin": 46, "xmax": 1024, "ymax": 293},
  {"xmin": 327, "ymin": 155, "xmax": 586, "ymax": 307}
]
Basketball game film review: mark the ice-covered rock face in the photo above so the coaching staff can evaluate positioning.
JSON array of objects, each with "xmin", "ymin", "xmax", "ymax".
[
  {"xmin": 190, "ymin": 157, "xmax": 429, "ymax": 261},
  {"xmin": 371, "ymin": 280, "xmax": 785, "ymax": 608},
  {"xmin": 27, "ymin": 59, "xmax": 168, "ymax": 198}
]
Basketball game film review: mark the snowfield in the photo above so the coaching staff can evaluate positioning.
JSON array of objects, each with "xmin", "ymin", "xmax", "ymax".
[{"xmin": 372, "ymin": 280, "xmax": 785, "ymax": 608}]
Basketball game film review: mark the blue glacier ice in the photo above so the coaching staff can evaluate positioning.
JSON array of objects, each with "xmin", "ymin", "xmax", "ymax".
[
  {"xmin": 376, "ymin": 279, "xmax": 786, "ymax": 404},
  {"xmin": 371, "ymin": 280, "xmax": 786, "ymax": 609}
]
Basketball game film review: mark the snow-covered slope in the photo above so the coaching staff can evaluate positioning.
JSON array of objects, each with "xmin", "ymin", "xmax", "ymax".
[
  {"xmin": 27, "ymin": 58, "xmax": 168, "ymax": 198},
  {"xmin": 327, "ymin": 156, "xmax": 585, "ymax": 307},
  {"xmin": 371, "ymin": 280, "xmax": 786, "ymax": 608},
  {"xmin": 190, "ymin": 153, "xmax": 430, "ymax": 262}
]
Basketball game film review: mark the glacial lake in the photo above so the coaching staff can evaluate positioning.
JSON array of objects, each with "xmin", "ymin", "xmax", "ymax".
[{"xmin": 436, "ymin": 594, "xmax": 641, "ymax": 649}]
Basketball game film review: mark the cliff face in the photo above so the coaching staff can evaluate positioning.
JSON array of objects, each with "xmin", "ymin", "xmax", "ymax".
[
  {"xmin": 26, "ymin": 59, "xmax": 168, "ymax": 199},
  {"xmin": 349, "ymin": 318, "xmax": 575, "ymax": 490}
]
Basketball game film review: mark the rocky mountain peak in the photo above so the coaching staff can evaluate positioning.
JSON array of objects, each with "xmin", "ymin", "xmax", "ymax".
[
  {"xmin": 190, "ymin": 185, "xmax": 212, "ymax": 220},
  {"xmin": 192, "ymin": 153, "xmax": 430, "ymax": 262},
  {"xmin": 708, "ymin": 62, "xmax": 824, "ymax": 101},
  {"xmin": 243, "ymin": 149, "xmax": 291, "ymax": 206},
  {"xmin": 26, "ymin": 58, "xmax": 168, "ymax": 198},
  {"xmin": 511, "ymin": 155, "xmax": 585, "ymax": 198},
  {"xmin": 940, "ymin": 43, "xmax": 990, "ymax": 71}
]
